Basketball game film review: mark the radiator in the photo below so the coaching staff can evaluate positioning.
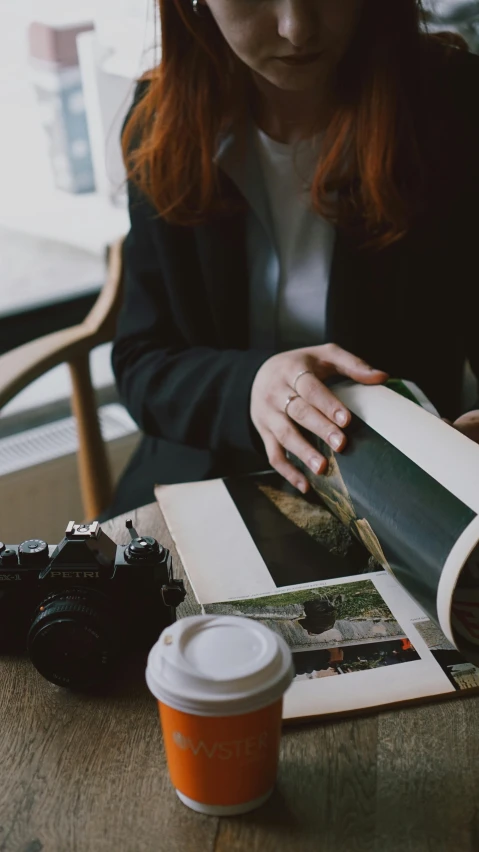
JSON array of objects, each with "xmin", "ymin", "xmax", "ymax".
[{"xmin": 0, "ymin": 404, "xmax": 140, "ymax": 543}]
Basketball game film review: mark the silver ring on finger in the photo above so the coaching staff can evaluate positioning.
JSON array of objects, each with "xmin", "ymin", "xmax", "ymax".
[
  {"xmin": 284, "ymin": 393, "xmax": 299, "ymax": 418},
  {"xmin": 293, "ymin": 369, "xmax": 314, "ymax": 394}
]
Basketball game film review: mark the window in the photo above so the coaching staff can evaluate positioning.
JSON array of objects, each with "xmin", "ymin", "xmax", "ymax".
[
  {"xmin": 0, "ymin": 0, "xmax": 156, "ymax": 422},
  {"xmin": 423, "ymin": 1, "xmax": 479, "ymax": 53}
]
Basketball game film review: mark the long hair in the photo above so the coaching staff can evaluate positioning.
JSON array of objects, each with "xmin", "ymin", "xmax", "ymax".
[{"xmin": 122, "ymin": 0, "xmax": 467, "ymax": 250}]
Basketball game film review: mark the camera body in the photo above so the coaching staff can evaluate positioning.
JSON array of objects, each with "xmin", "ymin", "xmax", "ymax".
[{"xmin": 0, "ymin": 520, "xmax": 186, "ymax": 689}]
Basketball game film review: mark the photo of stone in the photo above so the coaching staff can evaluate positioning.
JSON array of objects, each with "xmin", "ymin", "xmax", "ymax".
[
  {"xmin": 412, "ymin": 618, "xmax": 456, "ymax": 651},
  {"xmin": 204, "ymin": 579, "xmax": 410, "ymax": 652}
]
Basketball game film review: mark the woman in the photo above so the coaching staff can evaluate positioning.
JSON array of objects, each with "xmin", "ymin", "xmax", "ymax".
[{"xmin": 108, "ymin": 0, "xmax": 479, "ymax": 517}]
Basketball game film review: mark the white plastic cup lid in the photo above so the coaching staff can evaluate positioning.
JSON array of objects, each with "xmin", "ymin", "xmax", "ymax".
[{"xmin": 146, "ymin": 615, "xmax": 294, "ymax": 716}]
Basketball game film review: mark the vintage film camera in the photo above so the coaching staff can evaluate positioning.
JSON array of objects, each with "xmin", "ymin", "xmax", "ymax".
[{"xmin": 0, "ymin": 520, "xmax": 186, "ymax": 690}]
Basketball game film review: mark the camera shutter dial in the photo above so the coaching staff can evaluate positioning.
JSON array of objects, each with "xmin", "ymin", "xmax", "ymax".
[
  {"xmin": 19, "ymin": 539, "xmax": 49, "ymax": 565},
  {"xmin": 125, "ymin": 536, "xmax": 162, "ymax": 563}
]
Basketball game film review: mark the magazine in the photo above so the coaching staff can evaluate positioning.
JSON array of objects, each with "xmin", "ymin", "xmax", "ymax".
[{"xmin": 155, "ymin": 379, "xmax": 479, "ymax": 722}]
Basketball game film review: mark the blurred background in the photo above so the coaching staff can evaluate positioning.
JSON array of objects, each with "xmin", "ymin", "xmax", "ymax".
[
  {"xmin": 0, "ymin": 0, "xmax": 159, "ymax": 540},
  {"xmin": 0, "ymin": 0, "xmax": 477, "ymax": 541}
]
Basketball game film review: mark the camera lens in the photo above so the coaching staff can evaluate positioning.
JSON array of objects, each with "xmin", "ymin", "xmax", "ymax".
[{"xmin": 27, "ymin": 589, "xmax": 116, "ymax": 690}]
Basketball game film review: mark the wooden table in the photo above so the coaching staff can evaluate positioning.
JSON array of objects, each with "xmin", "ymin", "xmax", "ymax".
[{"xmin": 2, "ymin": 502, "xmax": 479, "ymax": 852}]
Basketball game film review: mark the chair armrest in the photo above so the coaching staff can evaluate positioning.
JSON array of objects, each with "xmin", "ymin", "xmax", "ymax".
[{"xmin": 0, "ymin": 239, "xmax": 124, "ymax": 411}]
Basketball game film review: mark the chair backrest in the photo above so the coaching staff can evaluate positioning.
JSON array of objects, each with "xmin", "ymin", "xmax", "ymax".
[{"xmin": 0, "ymin": 238, "xmax": 125, "ymax": 521}]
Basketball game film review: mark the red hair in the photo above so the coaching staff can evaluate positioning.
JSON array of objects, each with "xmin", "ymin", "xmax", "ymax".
[{"xmin": 122, "ymin": 0, "xmax": 468, "ymax": 250}]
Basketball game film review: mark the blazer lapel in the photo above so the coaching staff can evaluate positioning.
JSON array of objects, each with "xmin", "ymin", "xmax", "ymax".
[
  {"xmin": 194, "ymin": 118, "xmax": 276, "ymax": 350},
  {"xmin": 193, "ymin": 184, "xmax": 250, "ymax": 349}
]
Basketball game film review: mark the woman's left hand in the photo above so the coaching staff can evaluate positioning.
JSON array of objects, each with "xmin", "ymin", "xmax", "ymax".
[{"xmin": 453, "ymin": 410, "xmax": 479, "ymax": 444}]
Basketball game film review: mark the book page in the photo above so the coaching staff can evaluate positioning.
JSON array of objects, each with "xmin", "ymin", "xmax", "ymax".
[
  {"xmin": 156, "ymin": 469, "xmax": 479, "ymax": 721},
  {"xmin": 203, "ymin": 572, "xmax": 479, "ymax": 721},
  {"xmin": 157, "ymin": 471, "xmax": 382, "ymax": 604}
]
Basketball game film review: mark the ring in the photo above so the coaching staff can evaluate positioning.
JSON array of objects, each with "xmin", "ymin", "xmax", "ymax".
[
  {"xmin": 284, "ymin": 394, "xmax": 299, "ymax": 417},
  {"xmin": 293, "ymin": 369, "xmax": 314, "ymax": 394}
]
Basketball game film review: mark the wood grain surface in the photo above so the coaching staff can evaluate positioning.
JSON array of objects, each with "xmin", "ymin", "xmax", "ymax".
[{"xmin": 1, "ymin": 502, "xmax": 479, "ymax": 852}]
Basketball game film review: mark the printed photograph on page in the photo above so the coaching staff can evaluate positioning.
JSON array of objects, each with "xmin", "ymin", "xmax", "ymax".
[
  {"xmin": 222, "ymin": 470, "xmax": 384, "ymax": 588},
  {"xmin": 411, "ymin": 615, "xmax": 479, "ymax": 691},
  {"xmin": 203, "ymin": 576, "xmax": 422, "ymax": 683}
]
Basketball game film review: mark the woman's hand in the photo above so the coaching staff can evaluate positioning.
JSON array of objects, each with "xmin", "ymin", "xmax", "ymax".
[
  {"xmin": 453, "ymin": 410, "xmax": 479, "ymax": 444},
  {"xmin": 250, "ymin": 343, "xmax": 388, "ymax": 493}
]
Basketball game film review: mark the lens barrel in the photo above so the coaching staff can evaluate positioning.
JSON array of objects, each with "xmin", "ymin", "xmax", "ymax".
[{"xmin": 27, "ymin": 589, "xmax": 116, "ymax": 689}]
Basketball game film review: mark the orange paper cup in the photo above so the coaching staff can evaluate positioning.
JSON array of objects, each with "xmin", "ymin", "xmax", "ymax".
[{"xmin": 146, "ymin": 615, "xmax": 294, "ymax": 816}]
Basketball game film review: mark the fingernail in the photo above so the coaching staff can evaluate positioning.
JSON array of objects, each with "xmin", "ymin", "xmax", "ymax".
[
  {"xmin": 309, "ymin": 456, "xmax": 323, "ymax": 474},
  {"xmin": 296, "ymin": 480, "xmax": 308, "ymax": 493},
  {"xmin": 329, "ymin": 432, "xmax": 343, "ymax": 450},
  {"xmin": 334, "ymin": 409, "xmax": 348, "ymax": 427}
]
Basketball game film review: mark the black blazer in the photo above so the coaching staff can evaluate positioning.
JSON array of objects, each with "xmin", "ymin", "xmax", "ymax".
[{"xmin": 108, "ymin": 44, "xmax": 479, "ymax": 517}]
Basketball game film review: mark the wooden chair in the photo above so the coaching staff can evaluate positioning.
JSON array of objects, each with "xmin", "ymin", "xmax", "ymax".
[{"xmin": 0, "ymin": 238, "xmax": 125, "ymax": 522}]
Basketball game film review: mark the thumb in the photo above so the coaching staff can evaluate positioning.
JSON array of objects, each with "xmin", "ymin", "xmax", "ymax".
[
  {"xmin": 321, "ymin": 345, "xmax": 389, "ymax": 385},
  {"xmin": 338, "ymin": 358, "xmax": 389, "ymax": 385}
]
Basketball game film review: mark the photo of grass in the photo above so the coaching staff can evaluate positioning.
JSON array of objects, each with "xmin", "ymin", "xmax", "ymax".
[{"xmin": 204, "ymin": 579, "xmax": 409, "ymax": 651}]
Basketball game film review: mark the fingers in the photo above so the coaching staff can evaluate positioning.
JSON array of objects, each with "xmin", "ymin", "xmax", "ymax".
[
  {"xmin": 453, "ymin": 411, "xmax": 479, "ymax": 429},
  {"xmin": 281, "ymin": 395, "xmax": 347, "ymax": 455},
  {"xmin": 262, "ymin": 432, "xmax": 313, "ymax": 494},
  {"xmin": 293, "ymin": 371, "xmax": 351, "ymax": 432},
  {"xmin": 290, "ymin": 345, "xmax": 388, "ymax": 444},
  {"xmin": 259, "ymin": 373, "xmax": 352, "ymax": 487},
  {"xmin": 250, "ymin": 343, "xmax": 389, "ymax": 495},
  {"xmin": 316, "ymin": 343, "xmax": 388, "ymax": 385},
  {"xmin": 266, "ymin": 401, "xmax": 337, "ymax": 482}
]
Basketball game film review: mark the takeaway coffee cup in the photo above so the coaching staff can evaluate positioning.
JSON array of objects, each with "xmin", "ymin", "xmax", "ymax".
[{"xmin": 146, "ymin": 615, "xmax": 294, "ymax": 816}]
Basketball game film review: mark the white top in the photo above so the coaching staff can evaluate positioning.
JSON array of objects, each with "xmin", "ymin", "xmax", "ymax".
[
  {"xmin": 146, "ymin": 615, "xmax": 294, "ymax": 716},
  {"xmin": 253, "ymin": 126, "xmax": 336, "ymax": 349}
]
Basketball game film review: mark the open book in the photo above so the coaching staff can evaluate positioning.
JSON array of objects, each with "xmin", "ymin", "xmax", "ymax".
[{"xmin": 155, "ymin": 379, "xmax": 479, "ymax": 722}]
